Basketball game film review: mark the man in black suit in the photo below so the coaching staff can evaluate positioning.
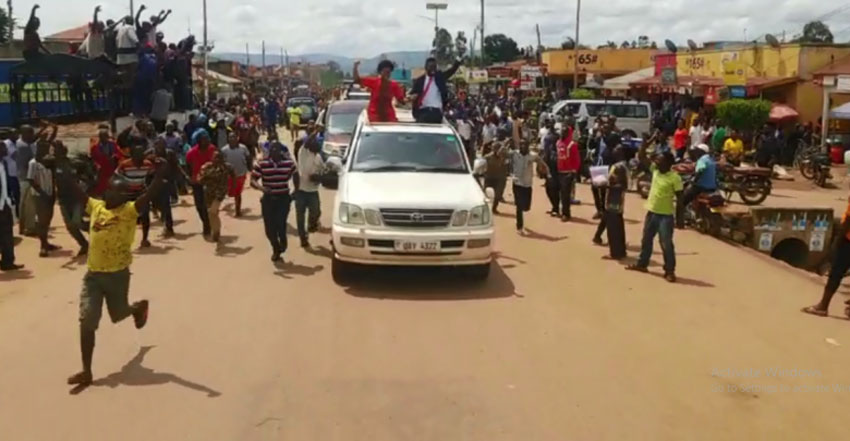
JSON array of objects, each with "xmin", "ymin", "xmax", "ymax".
[{"xmin": 411, "ymin": 57, "xmax": 463, "ymax": 124}]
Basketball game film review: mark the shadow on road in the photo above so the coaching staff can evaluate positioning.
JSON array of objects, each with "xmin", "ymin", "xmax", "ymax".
[
  {"xmin": 524, "ymin": 228, "xmax": 568, "ymax": 242},
  {"xmin": 135, "ymin": 244, "xmax": 180, "ymax": 255},
  {"xmin": 274, "ymin": 261, "xmax": 324, "ymax": 279},
  {"xmin": 342, "ymin": 264, "xmax": 518, "ymax": 301},
  {"xmin": 80, "ymin": 346, "xmax": 221, "ymax": 397},
  {"xmin": 0, "ymin": 268, "xmax": 34, "ymax": 281},
  {"xmin": 305, "ymin": 245, "xmax": 334, "ymax": 259}
]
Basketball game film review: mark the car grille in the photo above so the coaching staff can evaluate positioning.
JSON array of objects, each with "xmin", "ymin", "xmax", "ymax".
[{"xmin": 379, "ymin": 208, "xmax": 454, "ymax": 228}]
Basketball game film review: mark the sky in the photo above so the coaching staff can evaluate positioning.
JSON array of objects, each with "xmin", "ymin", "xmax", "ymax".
[{"xmin": 13, "ymin": 0, "xmax": 850, "ymax": 57}]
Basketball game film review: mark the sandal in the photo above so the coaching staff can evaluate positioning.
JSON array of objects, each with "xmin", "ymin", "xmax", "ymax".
[
  {"xmin": 625, "ymin": 264, "xmax": 648, "ymax": 273},
  {"xmin": 67, "ymin": 371, "xmax": 93, "ymax": 386},
  {"xmin": 801, "ymin": 305, "xmax": 828, "ymax": 317}
]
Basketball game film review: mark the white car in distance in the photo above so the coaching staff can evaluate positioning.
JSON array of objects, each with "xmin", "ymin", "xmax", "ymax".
[{"xmin": 327, "ymin": 110, "xmax": 495, "ymax": 283}]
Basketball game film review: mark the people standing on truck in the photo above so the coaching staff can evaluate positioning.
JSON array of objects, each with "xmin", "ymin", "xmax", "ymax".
[
  {"xmin": 352, "ymin": 60, "xmax": 406, "ymax": 123},
  {"xmin": 23, "ymin": 5, "xmax": 50, "ymax": 61},
  {"xmin": 593, "ymin": 146, "xmax": 629, "ymax": 259},
  {"xmin": 556, "ymin": 125, "xmax": 580, "ymax": 222},
  {"xmin": 411, "ymin": 57, "xmax": 463, "ymax": 124},
  {"xmin": 116, "ymin": 15, "xmax": 139, "ymax": 66},
  {"xmin": 627, "ymin": 137, "xmax": 684, "ymax": 283},
  {"xmin": 62, "ymin": 158, "xmax": 168, "ymax": 389},
  {"xmin": 511, "ymin": 140, "xmax": 549, "ymax": 235},
  {"xmin": 802, "ymin": 197, "xmax": 850, "ymax": 318},
  {"xmin": 251, "ymin": 142, "xmax": 299, "ymax": 263}
]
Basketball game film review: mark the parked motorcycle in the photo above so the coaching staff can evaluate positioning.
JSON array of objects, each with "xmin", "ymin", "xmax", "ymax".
[
  {"xmin": 717, "ymin": 164, "xmax": 772, "ymax": 205},
  {"xmin": 810, "ymin": 153, "xmax": 832, "ymax": 188}
]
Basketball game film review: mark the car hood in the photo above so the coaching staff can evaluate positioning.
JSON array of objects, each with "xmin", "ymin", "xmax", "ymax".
[{"xmin": 341, "ymin": 172, "xmax": 486, "ymax": 208}]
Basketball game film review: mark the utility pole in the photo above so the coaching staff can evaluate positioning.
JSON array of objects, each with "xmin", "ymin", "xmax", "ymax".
[
  {"xmin": 130, "ymin": 0, "xmax": 134, "ymax": 16},
  {"xmin": 573, "ymin": 0, "xmax": 581, "ymax": 90},
  {"xmin": 280, "ymin": 47, "xmax": 283, "ymax": 68},
  {"xmin": 202, "ymin": 0, "xmax": 209, "ymax": 104},
  {"xmin": 480, "ymin": 0, "xmax": 485, "ymax": 66},
  {"xmin": 261, "ymin": 40, "xmax": 266, "ymax": 79},
  {"xmin": 245, "ymin": 43, "xmax": 249, "ymax": 66},
  {"xmin": 535, "ymin": 23, "xmax": 542, "ymax": 64}
]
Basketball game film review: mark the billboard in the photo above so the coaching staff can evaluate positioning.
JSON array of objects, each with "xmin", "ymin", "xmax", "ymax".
[{"xmin": 519, "ymin": 65, "xmax": 543, "ymax": 90}]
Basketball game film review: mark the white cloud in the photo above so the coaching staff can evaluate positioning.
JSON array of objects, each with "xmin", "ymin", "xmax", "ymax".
[{"xmin": 16, "ymin": 0, "xmax": 850, "ymax": 56}]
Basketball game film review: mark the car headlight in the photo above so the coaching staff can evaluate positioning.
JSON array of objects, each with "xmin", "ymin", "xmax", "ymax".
[
  {"xmin": 452, "ymin": 210, "xmax": 469, "ymax": 226},
  {"xmin": 468, "ymin": 204, "xmax": 491, "ymax": 226},
  {"xmin": 339, "ymin": 203, "xmax": 365, "ymax": 225},
  {"xmin": 364, "ymin": 209, "xmax": 382, "ymax": 226}
]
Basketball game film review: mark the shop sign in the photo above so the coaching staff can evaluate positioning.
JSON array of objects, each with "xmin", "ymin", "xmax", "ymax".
[
  {"xmin": 722, "ymin": 60, "xmax": 746, "ymax": 86},
  {"xmin": 837, "ymin": 75, "xmax": 850, "ymax": 92},
  {"xmin": 729, "ymin": 86, "xmax": 747, "ymax": 98},
  {"xmin": 661, "ymin": 67, "xmax": 677, "ymax": 85}
]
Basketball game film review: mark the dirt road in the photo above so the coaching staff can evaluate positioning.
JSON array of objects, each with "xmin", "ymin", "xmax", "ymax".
[{"xmin": 2, "ymin": 157, "xmax": 850, "ymax": 440}]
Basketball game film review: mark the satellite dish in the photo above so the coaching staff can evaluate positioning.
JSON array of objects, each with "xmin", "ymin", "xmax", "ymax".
[
  {"xmin": 664, "ymin": 39, "xmax": 678, "ymax": 53},
  {"xmin": 765, "ymin": 33, "xmax": 781, "ymax": 48},
  {"xmin": 687, "ymin": 39, "xmax": 698, "ymax": 51}
]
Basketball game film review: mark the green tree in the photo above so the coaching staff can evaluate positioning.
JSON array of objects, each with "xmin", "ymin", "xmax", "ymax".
[
  {"xmin": 794, "ymin": 20, "xmax": 834, "ymax": 43},
  {"xmin": 484, "ymin": 34, "xmax": 520, "ymax": 63},
  {"xmin": 432, "ymin": 28, "xmax": 456, "ymax": 66},
  {"xmin": 569, "ymin": 88, "xmax": 595, "ymax": 99},
  {"xmin": 0, "ymin": 7, "xmax": 12, "ymax": 44},
  {"xmin": 715, "ymin": 99, "xmax": 772, "ymax": 132}
]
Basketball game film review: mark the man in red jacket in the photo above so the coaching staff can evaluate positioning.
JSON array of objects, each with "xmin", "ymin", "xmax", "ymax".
[{"xmin": 556, "ymin": 125, "xmax": 580, "ymax": 222}]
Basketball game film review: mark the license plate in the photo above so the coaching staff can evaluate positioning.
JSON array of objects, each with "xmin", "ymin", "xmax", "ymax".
[{"xmin": 395, "ymin": 240, "xmax": 441, "ymax": 252}]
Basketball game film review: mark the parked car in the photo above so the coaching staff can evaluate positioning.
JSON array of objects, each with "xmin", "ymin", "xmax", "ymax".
[{"xmin": 550, "ymin": 99, "xmax": 652, "ymax": 137}]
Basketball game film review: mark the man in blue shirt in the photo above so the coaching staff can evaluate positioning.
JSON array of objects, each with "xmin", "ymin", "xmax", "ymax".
[{"xmin": 682, "ymin": 143, "xmax": 717, "ymax": 207}]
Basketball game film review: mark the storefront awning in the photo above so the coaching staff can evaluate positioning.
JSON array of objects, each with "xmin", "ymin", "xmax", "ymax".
[
  {"xmin": 603, "ymin": 67, "xmax": 655, "ymax": 91},
  {"xmin": 630, "ymin": 75, "xmax": 797, "ymax": 91},
  {"xmin": 830, "ymin": 102, "xmax": 850, "ymax": 119}
]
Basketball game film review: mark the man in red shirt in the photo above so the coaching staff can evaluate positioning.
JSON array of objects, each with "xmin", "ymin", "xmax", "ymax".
[
  {"xmin": 556, "ymin": 125, "xmax": 580, "ymax": 221},
  {"xmin": 90, "ymin": 128, "xmax": 119, "ymax": 196},
  {"xmin": 185, "ymin": 130, "xmax": 217, "ymax": 236},
  {"xmin": 115, "ymin": 145, "xmax": 156, "ymax": 247},
  {"xmin": 353, "ymin": 59, "xmax": 406, "ymax": 122}
]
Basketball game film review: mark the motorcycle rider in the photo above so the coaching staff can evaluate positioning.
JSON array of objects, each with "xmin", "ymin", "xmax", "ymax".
[{"xmin": 682, "ymin": 144, "xmax": 717, "ymax": 207}]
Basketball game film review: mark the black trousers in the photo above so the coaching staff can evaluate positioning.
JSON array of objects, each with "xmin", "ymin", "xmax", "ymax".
[
  {"xmin": 415, "ymin": 107, "xmax": 444, "ymax": 124},
  {"xmin": 827, "ymin": 237, "xmax": 850, "ymax": 294},
  {"xmin": 261, "ymin": 193, "xmax": 292, "ymax": 254},
  {"xmin": 545, "ymin": 176, "xmax": 560, "ymax": 213},
  {"xmin": 0, "ymin": 204, "xmax": 15, "ymax": 268},
  {"xmin": 513, "ymin": 184, "xmax": 532, "ymax": 230},
  {"xmin": 606, "ymin": 211, "xmax": 627, "ymax": 259},
  {"xmin": 592, "ymin": 186, "xmax": 607, "ymax": 214},
  {"xmin": 558, "ymin": 173, "xmax": 576, "ymax": 218},
  {"xmin": 191, "ymin": 183, "xmax": 211, "ymax": 234},
  {"xmin": 157, "ymin": 187, "xmax": 174, "ymax": 230}
]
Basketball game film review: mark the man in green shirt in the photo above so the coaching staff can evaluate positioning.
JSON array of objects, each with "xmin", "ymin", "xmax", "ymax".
[
  {"xmin": 711, "ymin": 124, "xmax": 728, "ymax": 154},
  {"xmin": 627, "ymin": 132, "xmax": 684, "ymax": 282}
]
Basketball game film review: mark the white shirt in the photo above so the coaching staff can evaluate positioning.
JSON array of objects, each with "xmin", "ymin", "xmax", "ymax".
[
  {"xmin": 420, "ymin": 75, "xmax": 442, "ymax": 109},
  {"xmin": 27, "ymin": 159, "xmax": 53, "ymax": 196},
  {"xmin": 689, "ymin": 125, "xmax": 703, "ymax": 147},
  {"xmin": 3, "ymin": 140, "xmax": 16, "ymax": 177},
  {"xmin": 456, "ymin": 120, "xmax": 472, "ymax": 140},
  {"xmin": 0, "ymin": 158, "xmax": 11, "ymax": 210},
  {"xmin": 116, "ymin": 24, "xmax": 139, "ymax": 65},
  {"xmin": 482, "ymin": 123, "xmax": 497, "ymax": 144},
  {"xmin": 297, "ymin": 148, "xmax": 325, "ymax": 193}
]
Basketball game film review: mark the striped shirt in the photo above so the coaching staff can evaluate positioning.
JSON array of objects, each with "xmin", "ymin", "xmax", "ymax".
[
  {"xmin": 116, "ymin": 158, "xmax": 154, "ymax": 197},
  {"xmin": 252, "ymin": 158, "xmax": 297, "ymax": 195}
]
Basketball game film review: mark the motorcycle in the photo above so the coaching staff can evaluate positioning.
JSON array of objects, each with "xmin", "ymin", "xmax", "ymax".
[
  {"xmin": 717, "ymin": 163, "xmax": 772, "ymax": 205},
  {"xmin": 628, "ymin": 158, "xmax": 653, "ymax": 199},
  {"xmin": 810, "ymin": 153, "xmax": 832, "ymax": 188}
]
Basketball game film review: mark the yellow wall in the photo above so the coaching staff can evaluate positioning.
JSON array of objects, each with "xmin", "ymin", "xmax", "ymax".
[
  {"xmin": 542, "ymin": 48, "xmax": 656, "ymax": 76},
  {"xmin": 676, "ymin": 45, "xmax": 802, "ymax": 79}
]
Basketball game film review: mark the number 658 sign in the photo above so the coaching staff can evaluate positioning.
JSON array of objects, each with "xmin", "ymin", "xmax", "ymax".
[{"xmin": 577, "ymin": 53, "xmax": 599, "ymax": 65}]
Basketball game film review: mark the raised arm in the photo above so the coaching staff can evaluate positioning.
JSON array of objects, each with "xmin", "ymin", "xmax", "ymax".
[
  {"xmin": 93, "ymin": 5, "xmax": 101, "ymax": 26},
  {"xmin": 638, "ymin": 130, "xmax": 658, "ymax": 166},
  {"xmin": 442, "ymin": 57, "xmax": 463, "ymax": 79},
  {"xmin": 156, "ymin": 9, "xmax": 172, "ymax": 24},
  {"xmin": 55, "ymin": 157, "xmax": 90, "ymax": 207},
  {"xmin": 352, "ymin": 61, "xmax": 362, "ymax": 85},
  {"xmin": 135, "ymin": 5, "xmax": 146, "ymax": 29},
  {"xmin": 134, "ymin": 157, "xmax": 168, "ymax": 211},
  {"xmin": 29, "ymin": 4, "xmax": 39, "ymax": 23}
]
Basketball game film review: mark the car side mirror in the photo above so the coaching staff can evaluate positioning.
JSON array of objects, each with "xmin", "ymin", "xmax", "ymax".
[{"xmin": 327, "ymin": 156, "xmax": 344, "ymax": 173}]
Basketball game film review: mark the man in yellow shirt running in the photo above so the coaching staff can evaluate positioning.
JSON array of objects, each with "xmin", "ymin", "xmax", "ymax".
[
  {"xmin": 56, "ymin": 153, "xmax": 169, "ymax": 389},
  {"xmin": 287, "ymin": 105, "xmax": 303, "ymax": 142}
]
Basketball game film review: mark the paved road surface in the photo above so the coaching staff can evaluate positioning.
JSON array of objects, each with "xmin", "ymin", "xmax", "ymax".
[{"xmin": 2, "ymin": 146, "xmax": 850, "ymax": 440}]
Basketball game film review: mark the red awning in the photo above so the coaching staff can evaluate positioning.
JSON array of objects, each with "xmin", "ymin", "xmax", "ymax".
[{"xmin": 769, "ymin": 104, "xmax": 799, "ymax": 121}]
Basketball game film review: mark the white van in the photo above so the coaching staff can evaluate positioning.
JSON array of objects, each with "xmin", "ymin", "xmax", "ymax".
[{"xmin": 550, "ymin": 99, "xmax": 652, "ymax": 136}]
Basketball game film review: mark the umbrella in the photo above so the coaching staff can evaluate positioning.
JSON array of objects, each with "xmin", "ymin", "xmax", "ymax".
[
  {"xmin": 510, "ymin": 78, "xmax": 521, "ymax": 88},
  {"xmin": 769, "ymin": 104, "xmax": 799, "ymax": 122}
]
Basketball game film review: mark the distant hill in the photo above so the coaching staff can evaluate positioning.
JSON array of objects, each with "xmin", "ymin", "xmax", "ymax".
[{"xmin": 212, "ymin": 51, "xmax": 430, "ymax": 74}]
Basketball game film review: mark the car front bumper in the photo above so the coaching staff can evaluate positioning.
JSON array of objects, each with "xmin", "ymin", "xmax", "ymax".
[{"xmin": 332, "ymin": 225, "xmax": 494, "ymax": 266}]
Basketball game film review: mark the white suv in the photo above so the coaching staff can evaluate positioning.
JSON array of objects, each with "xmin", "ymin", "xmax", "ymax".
[{"xmin": 328, "ymin": 109, "xmax": 495, "ymax": 282}]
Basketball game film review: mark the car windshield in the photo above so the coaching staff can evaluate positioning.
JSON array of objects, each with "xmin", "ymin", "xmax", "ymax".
[
  {"xmin": 351, "ymin": 132, "xmax": 468, "ymax": 173},
  {"xmin": 328, "ymin": 112, "xmax": 361, "ymax": 135}
]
